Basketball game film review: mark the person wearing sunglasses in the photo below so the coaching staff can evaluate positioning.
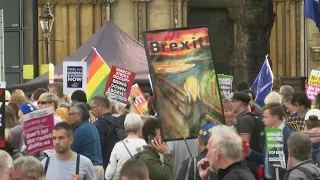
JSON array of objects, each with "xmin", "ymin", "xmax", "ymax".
[{"xmin": 37, "ymin": 93, "xmax": 63, "ymax": 125}]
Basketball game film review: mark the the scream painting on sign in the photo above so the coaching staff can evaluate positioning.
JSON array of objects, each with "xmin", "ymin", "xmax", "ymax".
[{"xmin": 143, "ymin": 26, "xmax": 224, "ymax": 140}]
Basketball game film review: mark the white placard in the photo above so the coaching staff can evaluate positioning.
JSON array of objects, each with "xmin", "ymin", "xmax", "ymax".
[{"xmin": 63, "ymin": 61, "xmax": 87, "ymax": 94}]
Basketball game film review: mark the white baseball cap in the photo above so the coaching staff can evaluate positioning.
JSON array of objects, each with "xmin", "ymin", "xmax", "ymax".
[{"xmin": 305, "ymin": 109, "xmax": 320, "ymax": 121}]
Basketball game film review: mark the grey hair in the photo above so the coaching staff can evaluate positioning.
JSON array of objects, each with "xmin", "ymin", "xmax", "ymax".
[
  {"xmin": 279, "ymin": 85, "xmax": 294, "ymax": 99},
  {"xmin": 210, "ymin": 125, "xmax": 242, "ymax": 160},
  {"xmin": 71, "ymin": 102, "xmax": 90, "ymax": 120},
  {"xmin": 13, "ymin": 156, "xmax": 45, "ymax": 180},
  {"xmin": 0, "ymin": 150, "xmax": 12, "ymax": 176},
  {"xmin": 124, "ymin": 113, "xmax": 144, "ymax": 133}
]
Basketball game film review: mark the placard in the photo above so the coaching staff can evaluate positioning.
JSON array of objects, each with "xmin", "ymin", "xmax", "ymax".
[
  {"xmin": 143, "ymin": 26, "xmax": 224, "ymax": 140},
  {"xmin": 63, "ymin": 61, "xmax": 87, "ymax": 94},
  {"xmin": 306, "ymin": 69, "xmax": 320, "ymax": 100},
  {"xmin": 23, "ymin": 107, "xmax": 55, "ymax": 155},
  {"xmin": 0, "ymin": 82, "xmax": 5, "ymax": 148},
  {"xmin": 132, "ymin": 84, "xmax": 148, "ymax": 115},
  {"xmin": 217, "ymin": 74, "xmax": 233, "ymax": 98},
  {"xmin": 104, "ymin": 66, "xmax": 136, "ymax": 104},
  {"xmin": 265, "ymin": 127, "xmax": 286, "ymax": 169}
]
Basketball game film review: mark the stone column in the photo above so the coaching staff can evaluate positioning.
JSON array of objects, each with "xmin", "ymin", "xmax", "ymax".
[
  {"xmin": 132, "ymin": 0, "xmax": 151, "ymax": 42},
  {"xmin": 170, "ymin": 0, "xmax": 176, "ymax": 28},
  {"xmin": 176, "ymin": 0, "xmax": 184, "ymax": 27},
  {"xmin": 103, "ymin": 0, "xmax": 117, "ymax": 22}
]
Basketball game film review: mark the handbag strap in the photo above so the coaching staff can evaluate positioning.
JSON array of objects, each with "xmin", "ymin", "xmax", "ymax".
[
  {"xmin": 185, "ymin": 157, "xmax": 193, "ymax": 180},
  {"xmin": 193, "ymin": 157, "xmax": 197, "ymax": 180},
  {"xmin": 76, "ymin": 154, "xmax": 80, "ymax": 175},
  {"xmin": 122, "ymin": 140, "xmax": 133, "ymax": 158}
]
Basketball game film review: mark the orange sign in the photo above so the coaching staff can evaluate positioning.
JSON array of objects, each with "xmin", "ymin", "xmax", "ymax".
[{"xmin": 132, "ymin": 84, "xmax": 148, "ymax": 115}]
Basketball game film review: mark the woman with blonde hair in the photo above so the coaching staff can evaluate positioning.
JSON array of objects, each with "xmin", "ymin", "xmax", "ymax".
[
  {"xmin": 8, "ymin": 89, "xmax": 27, "ymax": 118},
  {"xmin": 222, "ymin": 99, "xmax": 236, "ymax": 126},
  {"xmin": 37, "ymin": 93, "xmax": 63, "ymax": 125},
  {"xmin": 264, "ymin": 91, "xmax": 282, "ymax": 105}
]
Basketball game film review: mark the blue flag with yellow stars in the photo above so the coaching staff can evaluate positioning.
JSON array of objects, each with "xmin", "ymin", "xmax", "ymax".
[{"xmin": 305, "ymin": 0, "xmax": 320, "ymax": 32}]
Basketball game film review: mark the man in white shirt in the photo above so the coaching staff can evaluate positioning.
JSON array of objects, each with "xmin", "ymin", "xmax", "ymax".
[
  {"xmin": 41, "ymin": 122, "xmax": 96, "ymax": 180},
  {"xmin": 105, "ymin": 113, "xmax": 146, "ymax": 180}
]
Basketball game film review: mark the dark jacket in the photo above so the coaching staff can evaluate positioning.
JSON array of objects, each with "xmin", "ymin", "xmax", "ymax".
[
  {"xmin": 71, "ymin": 120, "xmax": 103, "ymax": 165},
  {"xmin": 284, "ymin": 160, "xmax": 320, "ymax": 180},
  {"xmin": 248, "ymin": 125, "xmax": 291, "ymax": 180},
  {"xmin": 138, "ymin": 146, "xmax": 174, "ymax": 180},
  {"xmin": 93, "ymin": 113, "xmax": 115, "ymax": 167},
  {"xmin": 218, "ymin": 160, "xmax": 255, "ymax": 180},
  {"xmin": 176, "ymin": 148, "xmax": 217, "ymax": 180}
]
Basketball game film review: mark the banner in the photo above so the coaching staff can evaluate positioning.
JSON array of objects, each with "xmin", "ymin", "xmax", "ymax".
[
  {"xmin": 0, "ymin": 82, "xmax": 5, "ymax": 148},
  {"xmin": 132, "ymin": 84, "xmax": 148, "ymax": 115},
  {"xmin": 143, "ymin": 26, "xmax": 224, "ymax": 140},
  {"xmin": 265, "ymin": 127, "xmax": 286, "ymax": 169},
  {"xmin": 23, "ymin": 107, "xmax": 55, "ymax": 155},
  {"xmin": 63, "ymin": 61, "xmax": 88, "ymax": 94},
  {"xmin": 105, "ymin": 66, "xmax": 136, "ymax": 104},
  {"xmin": 217, "ymin": 74, "xmax": 233, "ymax": 98},
  {"xmin": 306, "ymin": 69, "xmax": 320, "ymax": 100}
]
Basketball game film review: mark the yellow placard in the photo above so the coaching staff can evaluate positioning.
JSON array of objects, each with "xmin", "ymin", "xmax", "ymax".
[{"xmin": 23, "ymin": 64, "xmax": 54, "ymax": 79}]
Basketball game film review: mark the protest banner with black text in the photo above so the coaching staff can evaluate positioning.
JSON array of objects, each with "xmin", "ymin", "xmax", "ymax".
[
  {"xmin": 63, "ymin": 61, "xmax": 87, "ymax": 94},
  {"xmin": 23, "ymin": 107, "xmax": 55, "ymax": 155},
  {"xmin": 143, "ymin": 26, "xmax": 224, "ymax": 140},
  {"xmin": 217, "ymin": 74, "xmax": 233, "ymax": 98},
  {"xmin": 104, "ymin": 66, "xmax": 136, "ymax": 104}
]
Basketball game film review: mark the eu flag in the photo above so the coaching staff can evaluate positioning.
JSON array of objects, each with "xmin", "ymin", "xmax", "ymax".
[
  {"xmin": 305, "ymin": 0, "xmax": 320, "ymax": 32},
  {"xmin": 251, "ymin": 55, "xmax": 274, "ymax": 107}
]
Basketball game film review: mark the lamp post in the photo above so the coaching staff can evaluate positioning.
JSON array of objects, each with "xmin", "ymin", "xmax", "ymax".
[{"xmin": 39, "ymin": 3, "xmax": 55, "ymax": 64}]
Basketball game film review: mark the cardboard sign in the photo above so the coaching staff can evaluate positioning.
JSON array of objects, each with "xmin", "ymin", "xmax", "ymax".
[
  {"xmin": 132, "ymin": 84, "xmax": 148, "ymax": 115},
  {"xmin": 306, "ymin": 69, "xmax": 320, "ymax": 100},
  {"xmin": 23, "ymin": 107, "xmax": 55, "ymax": 155},
  {"xmin": 143, "ymin": 26, "xmax": 224, "ymax": 140},
  {"xmin": 217, "ymin": 74, "xmax": 233, "ymax": 98},
  {"xmin": 265, "ymin": 127, "xmax": 286, "ymax": 169},
  {"xmin": 104, "ymin": 66, "xmax": 136, "ymax": 104},
  {"xmin": 0, "ymin": 82, "xmax": 5, "ymax": 148},
  {"xmin": 63, "ymin": 61, "xmax": 87, "ymax": 94}
]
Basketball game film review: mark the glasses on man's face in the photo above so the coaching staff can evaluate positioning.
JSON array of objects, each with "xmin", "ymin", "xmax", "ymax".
[
  {"xmin": 90, "ymin": 105, "xmax": 98, "ymax": 110},
  {"xmin": 68, "ymin": 112, "xmax": 78, "ymax": 116}
]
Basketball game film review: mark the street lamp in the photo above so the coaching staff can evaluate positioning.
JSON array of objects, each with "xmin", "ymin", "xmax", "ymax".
[{"xmin": 39, "ymin": 3, "xmax": 55, "ymax": 64}]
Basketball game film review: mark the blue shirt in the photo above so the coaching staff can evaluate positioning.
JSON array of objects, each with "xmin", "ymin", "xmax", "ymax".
[{"xmin": 71, "ymin": 120, "xmax": 103, "ymax": 165}]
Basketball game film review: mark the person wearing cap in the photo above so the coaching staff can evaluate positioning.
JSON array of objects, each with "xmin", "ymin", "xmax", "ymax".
[
  {"xmin": 304, "ymin": 109, "xmax": 320, "ymax": 165},
  {"xmin": 230, "ymin": 92, "xmax": 265, "ymax": 179},
  {"xmin": 6, "ymin": 102, "xmax": 38, "ymax": 158},
  {"xmin": 176, "ymin": 123, "xmax": 218, "ymax": 180}
]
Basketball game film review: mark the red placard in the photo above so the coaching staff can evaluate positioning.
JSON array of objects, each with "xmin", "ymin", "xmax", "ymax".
[{"xmin": 104, "ymin": 66, "xmax": 136, "ymax": 104}]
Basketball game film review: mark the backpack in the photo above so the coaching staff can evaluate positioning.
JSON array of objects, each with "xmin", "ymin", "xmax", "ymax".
[
  {"xmin": 185, "ymin": 157, "xmax": 197, "ymax": 180},
  {"xmin": 103, "ymin": 115, "xmax": 127, "ymax": 168},
  {"xmin": 45, "ymin": 154, "xmax": 80, "ymax": 175},
  {"xmin": 312, "ymin": 143, "xmax": 320, "ymax": 167},
  {"xmin": 241, "ymin": 112, "xmax": 265, "ymax": 153}
]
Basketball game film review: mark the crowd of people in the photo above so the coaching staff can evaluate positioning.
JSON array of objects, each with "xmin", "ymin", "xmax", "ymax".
[{"xmin": 0, "ymin": 81, "xmax": 320, "ymax": 180}]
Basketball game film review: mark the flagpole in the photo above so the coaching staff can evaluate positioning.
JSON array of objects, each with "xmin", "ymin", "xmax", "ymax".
[{"xmin": 91, "ymin": 46, "xmax": 105, "ymax": 62}]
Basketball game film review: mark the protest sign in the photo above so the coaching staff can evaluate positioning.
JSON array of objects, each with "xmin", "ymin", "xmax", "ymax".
[
  {"xmin": 306, "ymin": 69, "xmax": 320, "ymax": 100},
  {"xmin": 63, "ymin": 61, "xmax": 87, "ymax": 94},
  {"xmin": 265, "ymin": 127, "xmax": 286, "ymax": 169},
  {"xmin": 0, "ymin": 82, "xmax": 5, "ymax": 148},
  {"xmin": 217, "ymin": 74, "xmax": 233, "ymax": 98},
  {"xmin": 105, "ymin": 66, "xmax": 136, "ymax": 104},
  {"xmin": 23, "ymin": 107, "xmax": 55, "ymax": 155},
  {"xmin": 143, "ymin": 26, "xmax": 224, "ymax": 140},
  {"xmin": 132, "ymin": 84, "xmax": 148, "ymax": 115}
]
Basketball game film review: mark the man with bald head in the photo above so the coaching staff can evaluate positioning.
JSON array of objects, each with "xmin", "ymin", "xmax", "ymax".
[
  {"xmin": 0, "ymin": 150, "xmax": 13, "ymax": 180},
  {"xmin": 197, "ymin": 126, "xmax": 255, "ymax": 180}
]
